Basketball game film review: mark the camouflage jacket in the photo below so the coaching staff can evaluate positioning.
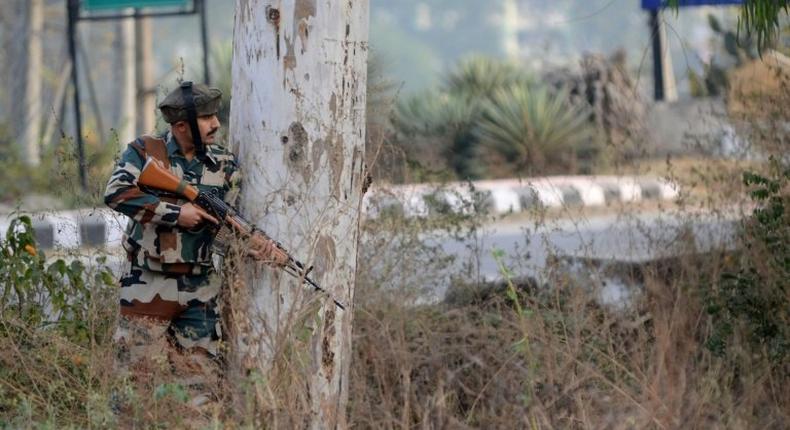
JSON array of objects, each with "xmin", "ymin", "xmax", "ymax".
[{"xmin": 104, "ymin": 133, "xmax": 241, "ymax": 273}]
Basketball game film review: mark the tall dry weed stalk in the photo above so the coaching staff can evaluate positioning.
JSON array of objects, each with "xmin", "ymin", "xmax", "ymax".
[{"xmin": 1, "ymin": 53, "xmax": 788, "ymax": 430}]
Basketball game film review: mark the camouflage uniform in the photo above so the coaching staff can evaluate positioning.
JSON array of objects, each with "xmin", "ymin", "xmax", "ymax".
[{"xmin": 104, "ymin": 84, "xmax": 239, "ymax": 402}]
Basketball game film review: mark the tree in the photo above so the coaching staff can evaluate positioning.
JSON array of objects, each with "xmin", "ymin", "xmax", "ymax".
[
  {"xmin": 230, "ymin": 1, "xmax": 368, "ymax": 427},
  {"xmin": 21, "ymin": 0, "xmax": 43, "ymax": 166}
]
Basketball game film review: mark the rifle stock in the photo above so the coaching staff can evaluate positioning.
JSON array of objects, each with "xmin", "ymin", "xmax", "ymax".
[{"xmin": 138, "ymin": 158, "xmax": 199, "ymax": 201}]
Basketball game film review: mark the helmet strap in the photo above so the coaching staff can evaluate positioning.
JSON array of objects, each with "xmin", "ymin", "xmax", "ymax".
[{"xmin": 179, "ymin": 81, "xmax": 206, "ymax": 159}]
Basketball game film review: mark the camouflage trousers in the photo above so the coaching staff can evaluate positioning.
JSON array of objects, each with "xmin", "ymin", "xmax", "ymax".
[
  {"xmin": 116, "ymin": 264, "xmax": 221, "ymax": 352},
  {"xmin": 113, "ymin": 264, "xmax": 223, "ymax": 405}
]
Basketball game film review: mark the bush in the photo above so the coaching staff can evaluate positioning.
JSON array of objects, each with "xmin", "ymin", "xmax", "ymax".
[
  {"xmin": 0, "ymin": 216, "xmax": 115, "ymax": 339},
  {"xmin": 392, "ymin": 56, "xmax": 606, "ymax": 180},
  {"xmin": 0, "ymin": 216, "xmax": 117, "ymax": 426},
  {"xmin": 391, "ymin": 56, "xmax": 536, "ymax": 180},
  {"xmin": 476, "ymin": 84, "xmax": 598, "ymax": 176},
  {"xmin": 0, "ymin": 132, "xmax": 117, "ymax": 208},
  {"xmin": 706, "ymin": 160, "xmax": 789, "ymax": 364}
]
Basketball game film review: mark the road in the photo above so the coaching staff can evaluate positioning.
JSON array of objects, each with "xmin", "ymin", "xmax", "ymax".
[
  {"xmin": 381, "ymin": 208, "xmax": 743, "ymax": 304},
  {"xmin": 36, "ymin": 207, "xmax": 742, "ymax": 307}
]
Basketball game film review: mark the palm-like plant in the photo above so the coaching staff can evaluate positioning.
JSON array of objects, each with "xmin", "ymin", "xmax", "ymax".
[
  {"xmin": 392, "ymin": 91, "xmax": 484, "ymax": 180},
  {"xmin": 476, "ymin": 85, "xmax": 595, "ymax": 176},
  {"xmin": 445, "ymin": 56, "xmax": 533, "ymax": 97},
  {"xmin": 392, "ymin": 56, "xmax": 536, "ymax": 179}
]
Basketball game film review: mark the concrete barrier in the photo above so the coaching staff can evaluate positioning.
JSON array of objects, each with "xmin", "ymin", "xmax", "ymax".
[
  {"xmin": 1, "ymin": 176, "xmax": 679, "ymax": 248},
  {"xmin": 0, "ymin": 209, "xmax": 126, "ymax": 251}
]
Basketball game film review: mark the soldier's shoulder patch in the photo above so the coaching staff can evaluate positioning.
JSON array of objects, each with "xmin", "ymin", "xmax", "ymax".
[
  {"xmin": 208, "ymin": 145, "xmax": 238, "ymax": 163},
  {"xmin": 208, "ymin": 143, "xmax": 231, "ymax": 154}
]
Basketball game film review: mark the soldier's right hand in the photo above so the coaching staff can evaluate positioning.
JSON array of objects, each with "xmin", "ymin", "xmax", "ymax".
[{"xmin": 177, "ymin": 202, "xmax": 219, "ymax": 229}]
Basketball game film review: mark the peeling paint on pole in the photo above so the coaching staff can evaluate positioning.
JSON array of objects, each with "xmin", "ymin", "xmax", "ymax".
[
  {"xmin": 294, "ymin": 0, "xmax": 315, "ymax": 54},
  {"xmin": 231, "ymin": 0, "xmax": 369, "ymax": 427}
]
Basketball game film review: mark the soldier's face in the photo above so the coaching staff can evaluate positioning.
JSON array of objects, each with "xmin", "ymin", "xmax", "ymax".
[{"xmin": 196, "ymin": 114, "xmax": 221, "ymax": 144}]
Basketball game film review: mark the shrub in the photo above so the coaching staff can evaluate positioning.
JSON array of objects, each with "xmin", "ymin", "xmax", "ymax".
[
  {"xmin": 392, "ymin": 55, "xmax": 607, "ymax": 180},
  {"xmin": 391, "ymin": 56, "xmax": 535, "ymax": 180},
  {"xmin": 0, "ymin": 136, "xmax": 116, "ymax": 208},
  {"xmin": 706, "ymin": 160, "xmax": 789, "ymax": 365},
  {"xmin": 476, "ymin": 85, "xmax": 598, "ymax": 176},
  {"xmin": 0, "ymin": 216, "xmax": 115, "ymax": 340}
]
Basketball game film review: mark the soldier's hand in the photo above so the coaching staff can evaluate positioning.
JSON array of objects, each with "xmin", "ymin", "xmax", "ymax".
[
  {"xmin": 177, "ymin": 202, "xmax": 219, "ymax": 229},
  {"xmin": 248, "ymin": 234, "xmax": 289, "ymax": 266}
]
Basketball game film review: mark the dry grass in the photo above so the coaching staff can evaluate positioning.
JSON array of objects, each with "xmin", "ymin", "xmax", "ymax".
[
  {"xmin": 4, "ymin": 216, "xmax": 788, "ymax": 430},
  {"xmin": 1, "ymin": 55, "xmax": 788, "ymax": 429},
  {"xmin": 347, "ymin": 248, "xmax": 788, "ymax": 429},
  {"xmin": 0, "ymin": 182, "xmax": 787, "ymax": 430}
]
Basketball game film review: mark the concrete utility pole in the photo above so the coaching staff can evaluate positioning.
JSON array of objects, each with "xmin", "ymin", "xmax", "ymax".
[
  {"xmin": 231, "ymin": 0, "xmax": 369, "ymax": 427},
  {"xmin": 21, "ymin": 0, "xmax": 43, "ymax": 165},
  {"xmin": 502, "ymin": 0, "xmax": 520, "ymax": 60},
  {"xmin": 135, "ymin": 15, "xmax": 156, "ymax": 133},
  {"xmin": 118, "ymin": 13, "xmax": 137, "ymax": 146},
  {"xmin": 649, "ymin": 10, "xmax": 678, "ymax": 102}
]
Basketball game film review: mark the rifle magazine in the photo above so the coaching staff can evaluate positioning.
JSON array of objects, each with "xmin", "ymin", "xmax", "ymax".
[{"xmin": 211, "ymin": 223, "xmax": 234, "ymax": 257}]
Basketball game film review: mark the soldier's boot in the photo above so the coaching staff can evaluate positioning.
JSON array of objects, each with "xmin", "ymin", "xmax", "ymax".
[
  {"xmin": 114, "ymin": 315, "xmax": 175, "ymax": 380},
  {"xmin": 168, "ymin": 346, "xmax": 223, "ymax": 414},
  {"xmin": 112, "ymin": 315, "xmax": 176, "ymax": 420}
]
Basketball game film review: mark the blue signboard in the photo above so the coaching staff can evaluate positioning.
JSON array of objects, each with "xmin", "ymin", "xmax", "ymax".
[
  {"xmin": 83, "ymin": 0, "xmax": 190, "ymax": 10},
  {"xmin": 641, "ymin": 0, "xmax": 743, "ymax": 10}
]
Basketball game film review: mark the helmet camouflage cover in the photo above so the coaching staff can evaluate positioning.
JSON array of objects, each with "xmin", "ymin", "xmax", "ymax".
[{"xmin": 158, "ymin": 83, "xmax": 222, "ymax": 124}]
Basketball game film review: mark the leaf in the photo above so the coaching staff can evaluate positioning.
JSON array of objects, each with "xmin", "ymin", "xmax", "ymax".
[
  {"xmin": 48, "ymin": 260, "xmax": 67, "ymax": 276},
  {"xmin": 506, "ymin": 285, "xmax": 518, "ymax": 304}
]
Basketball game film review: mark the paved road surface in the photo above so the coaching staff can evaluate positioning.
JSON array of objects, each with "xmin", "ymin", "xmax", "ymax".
[
  {"xmin": 37, "ymin": 208, "xmax": 742, "ymax": 306},
  {"xmin": 400, "ymin": 209, "xmax": 742, "ymax": 303}
]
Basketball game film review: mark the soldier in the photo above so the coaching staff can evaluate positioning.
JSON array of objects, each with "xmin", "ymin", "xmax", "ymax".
[{"xmin": 104, "ymin": 81, "xmax": 283, "ymax": 410}]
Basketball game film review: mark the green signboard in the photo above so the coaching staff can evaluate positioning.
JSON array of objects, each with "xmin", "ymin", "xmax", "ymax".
[{"xmin": 82, "ymin": 0, "xmax": 190, "ymax": 11}]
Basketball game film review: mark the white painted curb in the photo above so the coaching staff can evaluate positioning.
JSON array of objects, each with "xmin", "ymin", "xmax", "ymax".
[
  {"xmin": 1, "ymin": 176, "xmax": 679, "ymax": 249},
  {"xmin": 363, "ymin": 176, "xmax": 680, "ymax": 219}
]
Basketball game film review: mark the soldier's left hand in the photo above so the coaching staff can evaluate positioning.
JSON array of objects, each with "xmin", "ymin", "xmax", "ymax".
[{"xmin": 248, "ymin": 234, "xmax": 289, "ymax": 266}]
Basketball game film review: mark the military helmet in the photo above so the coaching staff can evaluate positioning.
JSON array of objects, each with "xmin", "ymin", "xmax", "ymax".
[{"xmin": 158, "ymin": 82, "xmax": 222, "ymax": 124}]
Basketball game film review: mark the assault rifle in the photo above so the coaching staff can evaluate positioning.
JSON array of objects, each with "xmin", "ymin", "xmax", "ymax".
[{"xmin": 137, "ymin": 157, "xmax": 346, "ymax": 310}]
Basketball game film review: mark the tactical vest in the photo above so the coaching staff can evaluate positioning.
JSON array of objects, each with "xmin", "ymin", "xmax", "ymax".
[{"xmin": 122, "ymin": 135, "xmax": 231, "ymax": 275}]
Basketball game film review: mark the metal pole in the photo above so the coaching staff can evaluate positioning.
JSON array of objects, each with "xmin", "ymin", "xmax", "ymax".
[
  {"xmin": 67, "ymin": 0, "xmax": 88, "ymax": 190},
  {"xmin": 649, "ymin": 9, "xmax": 664, "ymax": 101},
  {"xmin": 199, "ymin": 0, "xmax": 210, "ymax": 84}
]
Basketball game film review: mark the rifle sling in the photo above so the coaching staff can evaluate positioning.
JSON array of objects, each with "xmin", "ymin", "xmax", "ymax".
[{"xmin": 129, "ymin": 135, "xmax": 170, "ymax": 169}]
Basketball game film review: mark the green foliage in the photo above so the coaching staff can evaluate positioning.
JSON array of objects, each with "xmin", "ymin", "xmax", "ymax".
[
  {"xmin": 394, "ymin": 86, "xmax": 483, "ymax": 179},
  {"xmin": 668, "ymin": 0, "xmax": 788, "ymax": 53},
  {"xmin": 0, "ymin": 216, "xmax": 115, "ymax": 342},
  {"xmin": 737, "ymin": 0, "xmax": 789, "ymax": 53},
  {"xmin": 445, "ymin": 57, "xmax": 533, "ymax": 97},
  {"xmin": 154, "ymin": 383, "xmax": 189, "ymax": 403},
  {"xmin": 706, "ymin": 159, "xmax": 789, "ymax": 364},
  {"xmin": 393, "ymin": 56, "xmax": 597, "ymax": 180},
  {"xmin": 0, "ymin": 134, "xmax": 117, "ymax": 208},
  {"xmin": 0, "ymin": 216, "xmax": 117, "ymax": 426},
  {"xmin": 0, "ymin": 142, "xmax": 35, "ymax": 201},
  {"xmin": 689, "ymin": 14, "xmax": 763, "ymax": 98},
  {"xmin": 476, "ymin": 85, "xmax": 597, "ymax": 176}
]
